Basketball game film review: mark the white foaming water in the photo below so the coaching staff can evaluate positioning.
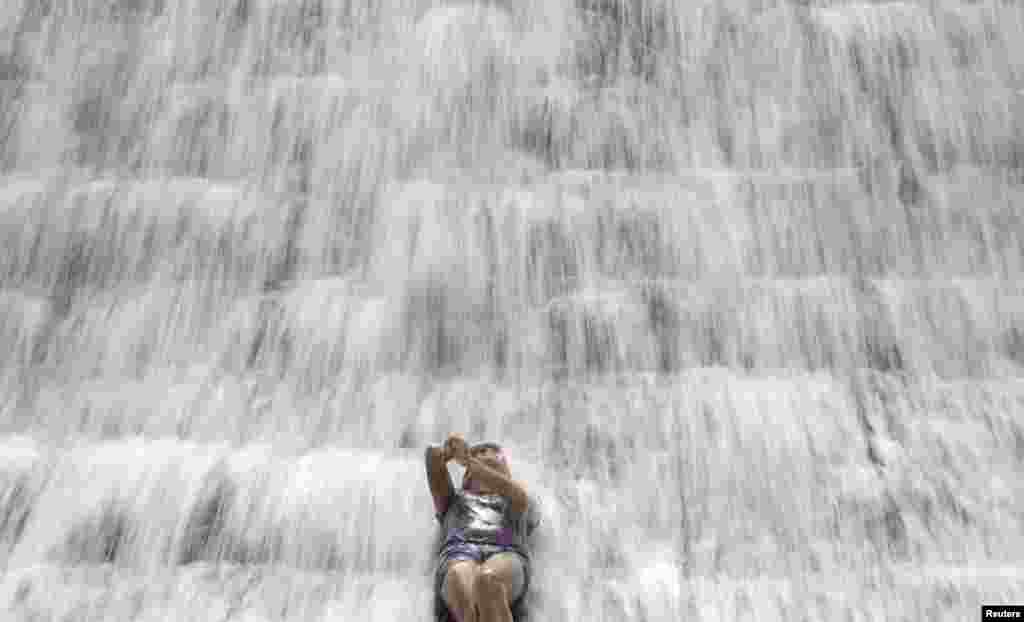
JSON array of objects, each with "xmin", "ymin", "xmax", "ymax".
[{"xmin": 1, "ymin": 0, "xmax": 1023, "ymax": 620}]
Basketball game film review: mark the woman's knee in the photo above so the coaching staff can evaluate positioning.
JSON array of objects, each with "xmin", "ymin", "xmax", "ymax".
[
  {"xmin": 478, "ymin": 552, "xmax": 526, "ymax": 603},
  {"xmin": 444, "ymin": 562, "xmax": 480, "ymax": 617},
  {"xmin": 474, "ymin": 568, "xmax": 508, "ymax": 603}
]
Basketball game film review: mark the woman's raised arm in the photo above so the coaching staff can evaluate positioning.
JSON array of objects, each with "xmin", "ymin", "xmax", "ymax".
[{"xmin": 424, "ymin": 444, "xmax": 455, "ymax": 520}]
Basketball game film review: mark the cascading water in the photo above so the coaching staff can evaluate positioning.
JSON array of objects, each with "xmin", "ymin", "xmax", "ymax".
[{"xmin": 1, "ymin": 0, "xmax": 1023, "ymax": 619}]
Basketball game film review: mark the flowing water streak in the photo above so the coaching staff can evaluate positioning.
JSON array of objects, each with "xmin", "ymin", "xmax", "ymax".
[{"xmin": 1, "ymin": 0, "xmax": 1024, "ymax": 620}]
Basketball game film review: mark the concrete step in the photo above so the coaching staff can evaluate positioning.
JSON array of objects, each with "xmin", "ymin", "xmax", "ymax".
[
  {"xmin": 0, "ymin": 173, "xmax": 299, "ymax": 300},
  {"xmin": 2, "ymin": 367, "xmax": 1022, "ymax": 580},
  {"xmin": 1, "ymin": 556, "xmax": 1022, "ymax": 622}
]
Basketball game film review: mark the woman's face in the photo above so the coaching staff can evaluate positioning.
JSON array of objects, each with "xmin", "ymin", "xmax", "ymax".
[
  {"xmin": 464, "ymin": 445, "xmax": 511, "ymax": 493},
  {"xmin": 471, "ymin": 445, "xmax": 510, "ymax": 476}
]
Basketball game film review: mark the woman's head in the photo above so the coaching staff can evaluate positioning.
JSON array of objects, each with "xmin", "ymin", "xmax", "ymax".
[{"xmin": 462, "ymin": 442, "xmax": 510, "ymax": 492}]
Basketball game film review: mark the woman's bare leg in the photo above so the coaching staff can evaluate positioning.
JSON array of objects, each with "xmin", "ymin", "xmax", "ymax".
[
  {"xmin": 474, "ymin": 553, "xmax": 525, "ymax": 622},
  {"xmin": 443, "ymin": 560, "xmax": 481, "ymax": 622}
]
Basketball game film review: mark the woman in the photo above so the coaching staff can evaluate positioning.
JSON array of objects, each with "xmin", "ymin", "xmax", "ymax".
[{"xmin": 424, "ymin": 434, "xmax": 540, "ymax": 622}]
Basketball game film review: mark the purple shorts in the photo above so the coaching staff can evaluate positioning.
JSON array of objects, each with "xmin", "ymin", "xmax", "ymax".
[{"xmin": 435, "ymin": 542, "xmax": 529, "ymax": 606}]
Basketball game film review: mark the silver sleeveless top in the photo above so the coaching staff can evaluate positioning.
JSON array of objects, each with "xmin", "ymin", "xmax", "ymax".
[{"xmin": 436, "ymin": 489, "xmax": 541, "ymax": 561}]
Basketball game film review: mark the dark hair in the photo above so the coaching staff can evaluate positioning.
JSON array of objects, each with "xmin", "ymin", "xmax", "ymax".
[{"xmin": 470, "ymin": 442, "xmax": 503, "ymax": 455}]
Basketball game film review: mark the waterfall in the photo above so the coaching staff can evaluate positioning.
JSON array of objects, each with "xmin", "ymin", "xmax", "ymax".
[{"xmin": 1, "ymin": 0, "xmax": 1023, "ymax": 620}]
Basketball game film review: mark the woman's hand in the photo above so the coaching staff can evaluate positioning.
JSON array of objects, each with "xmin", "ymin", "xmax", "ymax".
[{"xmin": 444, "ymin": 433, "xmax": 470, "ymax": 467}]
